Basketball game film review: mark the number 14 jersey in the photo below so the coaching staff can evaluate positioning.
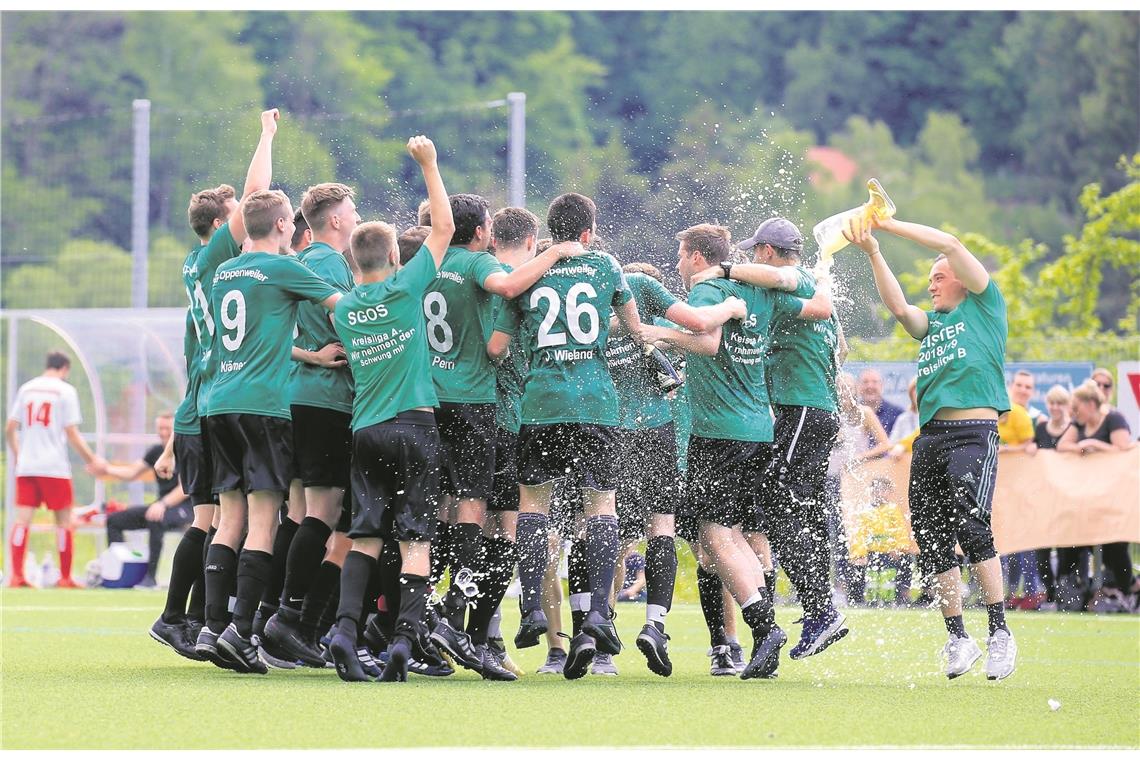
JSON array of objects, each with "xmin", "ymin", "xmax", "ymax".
[
  {"xmin": 6, "ymin": 376, "xmax": 82, "ymax": 478},
  {"xmin": 497, "ymin": 251, "xmax": 632, "ymax": 426}
]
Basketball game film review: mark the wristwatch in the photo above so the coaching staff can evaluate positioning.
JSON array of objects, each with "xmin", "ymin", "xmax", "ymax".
[{"xmin": 720, "ymin": 262, "xmax": 733, "ymax": 280}]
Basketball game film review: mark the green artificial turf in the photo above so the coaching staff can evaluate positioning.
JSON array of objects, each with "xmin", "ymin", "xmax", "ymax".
[{"xmin": 1, "ymin": 588, "xmax": 1137, "ymax": 749}]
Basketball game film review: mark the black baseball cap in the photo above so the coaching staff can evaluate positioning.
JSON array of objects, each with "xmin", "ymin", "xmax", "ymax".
[{"xmin": 739, "ymin": 217, "xmax": 804, "ymax": 252}]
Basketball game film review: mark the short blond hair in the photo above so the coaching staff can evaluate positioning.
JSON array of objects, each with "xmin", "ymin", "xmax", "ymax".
[
  {"xmin": 242, "ymin": 190, "xmax": 291, "ymax": 240},
  {"xmin": 301, "ymin": 183, "xmax": 354, "ymax": 231},
  {"xmin": 623, "ymin": 262, "xmax": 665, "ymax": 283},
  {"xmin": 1044, "ymin": 384, "xmax": 1071, "ymax": 405},
  {"xmin": 351, "ymin": 221, "xmax": 398, "ymax": 272}
]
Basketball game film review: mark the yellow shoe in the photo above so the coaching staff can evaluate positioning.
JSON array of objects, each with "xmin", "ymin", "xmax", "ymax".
[{"xmin": 489, "ymin": 636, "xmax": 524, "ymax": 677}]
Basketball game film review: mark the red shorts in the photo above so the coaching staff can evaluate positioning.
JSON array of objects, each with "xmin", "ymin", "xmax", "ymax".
[{"xmin": 15, "ymin": 476, "xmax": 74, "ymax": 511}]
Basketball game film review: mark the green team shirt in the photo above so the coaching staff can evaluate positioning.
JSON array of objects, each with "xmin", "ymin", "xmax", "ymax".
[
  {"xmin": 916, "ymin": 279, "xmax": 1010, "ymax": 427},
  {"xmin": 685, "ymin": 280, "xmax": 805, "ymax": 442},
  {"xmin": 288, "ymin": 242, "xmax": 356, "ymax": 413},
  {"xmin": 206, "ymin": 252, "xmax": 338, "ymax": 419},
  {"xmin": 766, "ymin": 266, "xmax": 839, "ymax": 412},
  {"xmin": 491, "ymin": 263, "xmax": 528, "ymax": 434},
  {"xmin": 173, "ymin": 305, "xmax": 202, "ymax": 434},
  {"xmin": 192, "ymin": 223, "xmax": 242, "ymax": 419},
  {"xmin": 423, "ymin": 246, "xmax": 505, "ymax": 404},
  {"xmin": 500, "ymin": 251, "xmax": 632, "ymax": 426},
  {"xmin": 334, "ymin": 246, "xmax": 440, "ymax": 432},
  {"xmin": 605, "ymin": 272, "xmax": 678, "ymax": 430}
]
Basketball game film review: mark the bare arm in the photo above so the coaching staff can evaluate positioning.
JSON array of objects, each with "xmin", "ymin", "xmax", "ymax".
[
  {"xmin": 482, "ymin": 243, "xmax": 579, "ymax": 299},
  {"xmin": 293, "ymin": 342, "xmax": 347, "ymax": 368},
  {"xmin": 642, "ymin": 323, "xmax": 720, "ymax": 357},
  {"xmin": 407, "ymin": 136, "xmax": 455, "ymax": 271},
  {"xmin": 487, "ymin": 330, "xmax": 512, "ymax": 361},
  {"xmin": 836, "ymin": 321, "xmax": 849, "ymax": 365},
  {"xmin": 229, "ymin": 109, "xmax": 280, "ymax": 243},
  {"xmin": 64, "ymin": 425, "xmax": 98, "ymax": 465},
  {"xmin": 5, "ymin": 419, "xmax": 19, "ymax": 465},
  {"xmin": 663, "ymin": 296, "xmax": 746, "ymax": 334},
  {"xmin": 857, "ymin": 407, "xmax": 893, "ymax": 460},
  {"xmin": 1056, "ymin": 425, "xmax": 1082, "ymax": 453},
  {"xmin": 846, "ymin": 220, "xmax": 929, "ymax": 340},
  {"xmin": 102, "ymin": 458, "xmax": 152, "ymax": 481},
  {"xmin": 690, "ymin": 263, "xmax": 800, "ymax": 292},
  {"xmin": 154, "ymin": 435, "xmax": 176, "ymax": 480},
  {"xmin": 614, "ymin": 297, "xmax": 645, "ymax": 344},
  {"xmin": 795, "ymin": 275, "xmax": 833, "ymax": 321},
  {"xmin": 876, "ymin": 217, "xmax": 989, "ymax": 294},
  {"xmin": 1110, "ymin": 428, "xmax": 1136, "ymax": 451}
]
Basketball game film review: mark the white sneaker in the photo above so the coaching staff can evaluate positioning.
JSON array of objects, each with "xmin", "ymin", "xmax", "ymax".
[
  {"xmin": 985, "ymin": 629, "xmax": 1017, "ymax": 681},
  {"xmin": 942, "ymin": 634, "xmax": 982, "ymax": 679}
]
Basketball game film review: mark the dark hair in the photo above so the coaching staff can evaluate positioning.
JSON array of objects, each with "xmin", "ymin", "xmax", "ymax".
[
  {"xmin": 187, "ymin": 184, "xmax": 235, "ymax": 239},
  {"xmin": 398, "ymin": 225, "xmax": 431, "ymax": 266},
  {"xmin": 676, "ymin": 224, "xmax": 732, "ymax": 265},
  {"xmin": 622, "ymin": 262, "xmax": 664, "ymax": 283},
  {"xmin": 449, "ymin": 193, "xmax": 490, "ymax": 246},
  {"xmin": 535, "ymin": 238, "xmax": 553, "ymax": 255},
  {"xmin": 417, "ymin": 199, "xmax": 431, "ymax": 227},
  {"xmin": 46, "ymin": 351, "xmax": 71, "ymax": 370},
  {"xmin": 350, "ymin": 221, "xmax": 397, "ymax": 272},
  {"xmin": 492, "ymin": 207, "xmax": 539, "ymax": 248},
  {"xmin": 291, "ymin": 207, "xmax": 310, "ymax": 250},
  {"xmin": 547, "ymin": 193, "xmax": 596, "ymax": 243}
]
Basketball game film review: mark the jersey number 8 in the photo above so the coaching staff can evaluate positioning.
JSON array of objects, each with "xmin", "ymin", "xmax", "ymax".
[{"xmin": 424, "ymin": 292, "xmax": 454, "ymax": 353}]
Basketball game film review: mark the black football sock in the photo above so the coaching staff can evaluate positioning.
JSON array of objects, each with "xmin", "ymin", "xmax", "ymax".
[
  {"xmin": 945, "ymin": 614, "xmax": 968, "ymax": 638},
  {"xmin": 764, "ymin": 569, "xmax": 777, "ymax": 598},
  {"xmin": 987, "ymin": 602, "xmax": 1008, "ymax": 635},
  {"xmin": 442, "ymin": 522, "xmax": 484, "ymax": 627},
  {"xmin": 203, "ymin": 543, "xmax": 237, "ymax": 634},
  {"xmin": 430, "ymin": 521, "xmax": 451, "ymax": 585},
  {"xmin": 697, "ymin": 564, "xmax": 727, "ymax": 646},
  {"xmin": 741, "ymin": 587, "xmax": 774, "ymax": 638},
  {"xmin": 515, "ymin": 512, "xmax": 549, "ymax": 615},
  {"xmin": 376, "ymin": 540, "xmax": 404, "ymax": 638},
  {"xmin": 265, "ymin": 515, "xmax": 299, "ymax": 608},
  {"xmin": 568, "ymin": 538, "xmax": 590, "ymax": 635},
  {"xmin": 645, "ymin": 534, "xmax": 677, "ymax": 632},
  {"xmin": 162, "ymin": 526, "xmax": 206, "ymax": 623},
  {"xmin": 397, "ymin": 572, "xmax": 431, "ymax": 638},
  {"xmin": 280, "ymin": 517, "xmax": 332, "ymax": 611},
  {"xmin": 467, "ymin": 535, "xmax": 516, "ymax": 645},
  {"xmin": 359, "ymin": 550, "xmax": 385, "ymax": 639},
  {"xmin": 318, "ymin": 584, "xmax": 341, "ymax": 640},
  {"xmin": 233, "ymin": 550, "xmax": 273, "ymax": 638},
  {"xmin": 585, "ymin": 515, "xmax": 619, "ymax": 616},
  {"xmin": 334, "ymin": 551, "xmax": 374, "ymax": 643},
  {"xmin": 300, "ymin": 559, "xmax": 341, "ymax": 639}
]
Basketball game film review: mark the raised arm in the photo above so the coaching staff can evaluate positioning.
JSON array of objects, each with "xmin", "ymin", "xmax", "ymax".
[
  {"xmin": 846, "ymin": 218, "xmax": 929, "ymax": 340},
  {"xmin": 663, "ymin": 296, "xmax": 746, "ymax": 334},
  {"xmin": 482, "ymin": 242, "xmax": 579, "ymax": 299},
  {"xmin": 690, "ymin": 262, "xmax": 799, "ymax": 292},
  {"xmin": 228, "ymin": 108, "xmax": 280, "ymax": 244},
  {"xmin": 875, "ymin": 216, "xmax": 989, "ymax": 294},
  {"xmin": 407, "ymin": 135, "xmax": 455, "ymax": 271}
]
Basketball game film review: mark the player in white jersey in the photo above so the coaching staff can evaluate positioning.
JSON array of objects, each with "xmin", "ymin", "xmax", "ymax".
[{"xmin": 5, "ymin": 352, "xmax": 106, "ymax": 587}]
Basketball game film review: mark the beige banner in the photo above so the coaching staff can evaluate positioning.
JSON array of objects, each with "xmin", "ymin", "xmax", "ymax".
[{"xmin": 839, "ymin": 448, "xmax": 1140, "ymax": 554}]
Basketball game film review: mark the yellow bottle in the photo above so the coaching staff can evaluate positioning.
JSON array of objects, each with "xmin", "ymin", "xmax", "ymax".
[{"xmin": 812, "ymin": 178, "xmax": 896, "ymax": 264}]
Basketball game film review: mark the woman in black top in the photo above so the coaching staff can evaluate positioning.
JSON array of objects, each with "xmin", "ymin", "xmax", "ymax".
[{"xmin": 1058, "ymin": 381, "xmax": 1136, "ymax": 605}]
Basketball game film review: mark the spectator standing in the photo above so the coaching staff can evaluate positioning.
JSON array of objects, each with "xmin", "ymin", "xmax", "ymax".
[{"xmin": 858, "ymin": 368, "xmax": 904, "ymax": 437}]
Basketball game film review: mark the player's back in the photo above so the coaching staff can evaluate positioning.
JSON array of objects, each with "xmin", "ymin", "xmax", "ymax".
[
  {"xmin": 10, "ymin": 376, "xmax": 81, "ymax": 477},
  {"xmin": 515, "ymin": 251, "xmax": 630, "ymax": 427}
]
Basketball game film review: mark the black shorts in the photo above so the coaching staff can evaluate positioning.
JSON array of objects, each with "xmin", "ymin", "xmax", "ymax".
[
  {"xmin": 174, "ymin": 426, "xmax": 216, "ymax": 506},
  {"xmin": 291, "ymin": 404, "xmax": 352, "ymax": 490},
  {"xmin": 758, "ymin": 405, "xmax": 839, "ymax": 515},
  {"xmin": 517, "ymin": 422, "xmax": 617, "ymax": 492},
  {"xmin": 909, "ymin": 419, "xmax": 1000, "ymax": 579},
  {"xmin": 615, "ymin": 422, "xmax": 679, "ymax": 540},
  {"xmin": 436, "ymin": 402, "xmax": 496, "ymax": 502},
  {"xmin": 207, "ymin": 413, "xmax": 294, "ymax": 495},
  {"xmin": 349, "ymin": 411, "xmax": 442, "ymax": 543},
  {"xmin": 683, "ymin": 436, "xmax": 770, "ymax": 535},
  {"xmin": 489, "ymin": 427, "xmax": 520, "ymax": 512}
]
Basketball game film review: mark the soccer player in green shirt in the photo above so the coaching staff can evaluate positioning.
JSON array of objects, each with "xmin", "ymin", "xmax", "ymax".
[
  {"xmin": 642, "ymin": 223, "xmax": 832, "ymax": 681},
  {"xmin": 262, "ymin": 182, "xmax": 361, "ymax": 668},
  {"xmin": 604, "ymin": 262, "xmax": 749, "ymax": 677},
  {"xmin": 151, "ymin": 108, "xmax": 278, "ymax": 664},
  {"xmin": 424, "ymin": 193, "xmax": 578, "ymax": 676},
  {"xmin": 690, "ymin": 216, "xmax": 851, "ymax": 662},
  {"xmin": 199, "ymin": 189, "xmax": 342, "ymax": 674},
  {"xmin": 849, "ymin": 214, "xmax": 1017, "ymax": 681},
  {"xmin": 326, "ymin": 135, "xmax": 456, "ymax": 683}
]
